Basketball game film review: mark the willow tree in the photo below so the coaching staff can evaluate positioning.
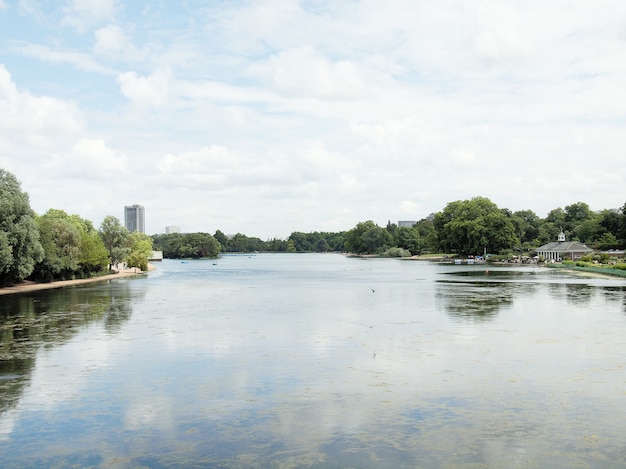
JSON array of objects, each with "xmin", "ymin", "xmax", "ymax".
[{"xmin": 0, "ymin": 169, "xmax": 43, "ymax": 286}]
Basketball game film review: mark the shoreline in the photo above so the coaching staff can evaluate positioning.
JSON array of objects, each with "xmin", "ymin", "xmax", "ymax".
[{"xmin": 0, "ymin": 265, "xmax": 154, "ymax": 296}]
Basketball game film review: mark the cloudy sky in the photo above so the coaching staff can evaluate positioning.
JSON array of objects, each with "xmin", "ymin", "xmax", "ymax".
[{"xmin": 1, "ymin": 1, "xmax": 625, "ymax": 238}]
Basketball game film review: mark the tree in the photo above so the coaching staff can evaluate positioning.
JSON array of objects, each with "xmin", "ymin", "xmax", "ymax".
[
  {"xmin": 126, "ymin": 232, "xmax": 153, "ymax": 272},
  {"xmin": 214, "ymin": 230, "xmax": 228, "ymax": 250},
  {"xmin": 267, "ymin": 238, "xmax": 288, "ymax": 252},
  {"xmin": 185, "ymin": 232, "xmax": 221, "ymax": 258},
  {"xmin": 414, "ymin": 217, "xmax": 437, "ymax": 252},
  {"xmin": 433, "ymin": 197, "xmax": 519, "ymax": 255},
  {"xmin": 572, "ymin": 218, "xmax": 603, "ymax": 244},
  {"xmin": 511, "ymin": 210, "xmax": 541, "ymax": 246},
  {"xmin": 0, "ymin": 169, "xmax": 44, "ymax": 286},
  {"xmin": 286, "ymin": 231, "xmax": 337, "ymax": 252},
  {"xmin": 66, "ymin": 214, "xmax": 109, "ymax": 276},
  {"xmin": 545, "ymin": 207, "xmax": 566, "ymax": 229},
  {"xmin": 32, "ymin": 210, "xmax": 109, "ymax": 280},
  {"xmin": 598, "ymin": 209, "xmax": 622, "ymax": 239},
  {"xmin": 224, "ymin": 233, "xmax": 265, "ymax": 252},
  {"xmin": 32, "ymin": 209, "xmax": 81, "ymax": 281},
  {"xmin": 596, "ymin": 232, "xmax": 619, "ymax": 251},
  {"xmin": 289, "ymin": 232, "xmax": 312, "ymax": 251},
  {"xmin": 99, "ymin": 215, "xmax": 130, "ymax": 269},
  {"xmin": 78, "ymin": 230, "xmax": 109, "ymax": 275},
  {"xmin": 153, "ymin": 232, "xmax": 221, "ymax": 258},
  {"xmin": 564, "ymin": 202, "xmax": 592, "ymax": 229},
  {"xmin": 394, "ymin": 227, "xmax": 421, "ymax": 255},
  {"xmin": 344, "ymin": 221, "xmax": 392, "ymax": 254},
  {"xmin": 316, "ymin": 237, "xmax": 329, "ymax": 252},
  {"xmin": 620, "ymin": 202, "xmax": 626, "ymax": 247}
]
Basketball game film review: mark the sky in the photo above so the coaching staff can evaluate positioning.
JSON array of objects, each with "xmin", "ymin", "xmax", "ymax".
[{"xmin": 1, "ymin": 0, "xmax": 625, "ymax": 238}]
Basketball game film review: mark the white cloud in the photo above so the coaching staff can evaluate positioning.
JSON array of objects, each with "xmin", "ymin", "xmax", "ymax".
[
  {"xmin": 397, "ymin": 200, "xmax": 420, "ymax": 217},
  {"xmin": 16, "ymin": 0, "xmax": 47, "ymax": 22},
  {"xmin": 474, "ymin": 3, "xmax": 530, "ymax": 61},
  {"xmin": 157, "ymin": 145, "xmax": 238, "ymax": 175},
  {"xmin": 0, "ymin": 64, "xmax": 83, "ymax": 147},
  {"xmin": 1, "ymin": 1, "xmax": 626, "ymax": 235},
  {"xmin": 155, "ymin": 145, "xmax": 238, "ymax": 189},
  {"xmin": 93, "ymin": 24, "xmax": 127, "ymax": 55},
  {"xmin": 351, "ymin": 115, "xmax": 444, "ymax": 148},
  {"xmin": 250, "ymin": 46, "xmax": 370, "ymax": 99},
  {"xmin": 295, "ymin": 141, "xmax": 355, "ymax": 179},
  {"xmin": 451, "ymin": 148, "xmax": 476, "ymax": 164},
  {"xmin": 13, "ymin": 43, "xmax": 115, "ymax": 74},
  {"xmin": 45, "ymin": 137, "xmax": 127, "ymax": 180},
  {"xmin": 93, "ymin": 24, "xmax": 145, "ymax": 63},
  {"xmin": 117, "ymin": 69, "xmax": 171, "ymax": 108},
  {"xmin": 62, "ymin": 0, "xmax": 118, "ymax": 32}
]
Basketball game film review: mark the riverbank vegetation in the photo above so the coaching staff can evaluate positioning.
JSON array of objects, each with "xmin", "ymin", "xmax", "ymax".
[
  {"xmin": 549, "ymin": 260, "xmax": 626, "ymax": 278},
  {"xmin": 1, "ymin": 169, "xmax": 155, "ymax": 287},
  {"xmin": 2, "ymin": 168, "xmax": 626, "ymax": 287}
]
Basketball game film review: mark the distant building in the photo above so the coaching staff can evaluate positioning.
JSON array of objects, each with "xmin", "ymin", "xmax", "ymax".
[
  {"xmin": 398, "ymin": 220, "xmax": 416, "ymax": 228},
  {"xmin": 149, "ymin": 251, "xmax": 163, "ymax": 261},
  {"xmin": 535, "ymin": 231, "xmax": 592, "ymax": 261},
  {"xmin": 165, "ymin": 226, "xmax": 180, "ymax": 234},
  {"xmin": 125, "ymin": 205, "xmax": 145, "ymax": 234}
]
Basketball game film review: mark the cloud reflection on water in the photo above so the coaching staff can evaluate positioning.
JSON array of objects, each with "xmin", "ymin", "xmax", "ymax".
[{"xmin": 1, "ymin": 256, "xmax": 626, "ymax": 467}]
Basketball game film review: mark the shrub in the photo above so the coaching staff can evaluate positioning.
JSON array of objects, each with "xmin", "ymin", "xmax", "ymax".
[{"xmin": 384, "ymin": 247, "xmax": 412, "ymax": 258}]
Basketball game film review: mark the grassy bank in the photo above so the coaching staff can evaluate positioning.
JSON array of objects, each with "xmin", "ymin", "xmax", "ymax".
[{"xmin": 546, "ymin": 262, "xmax": 626, "ymax": 278}]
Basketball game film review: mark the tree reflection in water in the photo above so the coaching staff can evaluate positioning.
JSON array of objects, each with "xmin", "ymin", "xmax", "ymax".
[
  {"xmin": 436, "ymin": 269, "xmax": 538, "ymax": 322},
  {"xmin": 0, "ymin": 282, "xmax": 136, "ymax": 414},
  {"xmin": 599, "ymin": 286, "xmax": 626, "ymax": 314}
]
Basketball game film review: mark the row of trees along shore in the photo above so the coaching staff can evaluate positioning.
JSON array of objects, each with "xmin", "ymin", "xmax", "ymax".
[
  {"xmin": 1, "ymin": 169, "xmax": 153, "ymax": 287},
  {"xmin": 2, "ymin": 167, "xmax": 626, "ymax": 287},
  {"xmin": 154, "ymin": 196, "xmax": 626, "ymax": 259}
]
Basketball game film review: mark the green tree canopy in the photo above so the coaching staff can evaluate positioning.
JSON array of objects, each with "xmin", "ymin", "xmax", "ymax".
[
  {"xmin": 545, "ymin": 207, "xmax": 566, "ymax": 229},
  {"xmin": 213, "ymin": 230, "xmax": 228, "ymax": 249},
  {"xmin": 413, "ymin": 217, "xmax": 437, "ymax": 252},
  {"xmin": 620, "ymin": 202, "xmax": 626, "ymax": 246},
  {"xmin": 344, "ymin": 221, "xmax": 392, "ymax": 254},
  {"xmin": 564, "ymin": 202, "xmax": 592, "ymax": 229},
  {"xmin": 394, "ymin": 226, "xmax": 421, "ymax": 255},
  {"xmin": 0, "ymin": 169, "xmax": 43, "ymax": 286},
  {"xmin": 433, "ymin": 197, "xmax": 520, "ymax": 255},
  {"xmin": 32, "ymin": 209, "xmax": 81, "ymax": 281},
  {"xmin": 511, "ymin": 209, "xmax": 541, "ymax": 246},
  {"xmin": 153, "ymin": 232, "xmax": 221, "ymax": 258},
  {"xmin": 32, "ymin": 209, "xmax": 109, "ymax": 280},
  {"xmin": 99, "ymin": 215, "xmax": 130, "ymax": 269},
  {"xmin": 126, "ymin": 232, "xmax": 154, "ymax": 271},
  {"xmin": 78, "ymin": 229, "xmax": 109, "ymax": 275}
]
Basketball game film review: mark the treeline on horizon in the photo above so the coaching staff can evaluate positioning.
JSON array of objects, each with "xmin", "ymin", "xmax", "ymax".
[
  {"xmin": 2, "ymin": 167, "xmax": 626, "ymax": 288},
  {"xmin": 154, "ymin": 196, "xmax": 626, "ymax": 260}
]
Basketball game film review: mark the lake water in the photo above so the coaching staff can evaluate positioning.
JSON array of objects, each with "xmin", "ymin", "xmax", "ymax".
[{"xmin": 1, "ymin": 253, "xmax": 626, "ymax": 468}]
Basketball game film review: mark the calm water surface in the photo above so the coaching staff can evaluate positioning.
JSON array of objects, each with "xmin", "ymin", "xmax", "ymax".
[{"xmin": 1, "ymin": 253, "xmax": 626, "ymax": 468}]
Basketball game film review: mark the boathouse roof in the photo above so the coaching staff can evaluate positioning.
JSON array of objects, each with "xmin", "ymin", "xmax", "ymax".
[{"xmin": 536, "ymin": 231, "xmax": 592, "ymax": 253}]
